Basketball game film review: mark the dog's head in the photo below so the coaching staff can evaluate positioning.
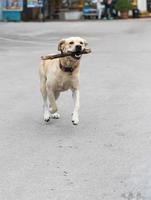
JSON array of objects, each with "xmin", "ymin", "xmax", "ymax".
[{"xmin": 58, "ymin": 37, "xmax": 88, "ymax": 60}]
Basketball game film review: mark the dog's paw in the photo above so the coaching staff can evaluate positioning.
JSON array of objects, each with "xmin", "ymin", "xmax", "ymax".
[
  {"xmin": 44, "ymin": 110, "xmax": 50, "ymax": 122},
  {"xmin": 72, "ymin": 113, "xmax": 79, "ymax": 125},
  {"xmin": 51, "ymin": 112, "xmax": 60, "ymax": 119}
]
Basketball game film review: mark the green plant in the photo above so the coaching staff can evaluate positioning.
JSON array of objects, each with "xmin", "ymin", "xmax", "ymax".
[{"xmin": 115, "ymin": 0, "xmax": 133, "ymax": 12}]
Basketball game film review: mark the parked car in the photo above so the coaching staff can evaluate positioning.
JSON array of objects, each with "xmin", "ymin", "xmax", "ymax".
[{"xmin": 82, "ymin": 1, "xmax": 97, "ymax": 19}]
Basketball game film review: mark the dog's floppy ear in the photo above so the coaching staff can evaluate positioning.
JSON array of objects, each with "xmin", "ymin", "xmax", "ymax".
[{"xmin": 58, "ymin": 39, "xmax": 66, "ymax": 52}]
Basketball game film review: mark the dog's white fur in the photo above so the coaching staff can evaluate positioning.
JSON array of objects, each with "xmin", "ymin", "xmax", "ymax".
[{"xmin": 39, "ymin": 37, "xmax": 88, "ymax": 125}]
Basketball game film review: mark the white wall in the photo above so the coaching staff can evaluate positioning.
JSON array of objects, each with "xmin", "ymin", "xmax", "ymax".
[{"xmin": 137, "ymin": 0, "xmax": 147, "ymax": 11}]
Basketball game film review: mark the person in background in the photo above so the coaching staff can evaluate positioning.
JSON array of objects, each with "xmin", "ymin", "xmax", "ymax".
[
  {"xmin": 112, "ymin": 0, "xmax": 118, "ymax": 18},
  {"xmin": 96, "ymin": 0, "xmax": 104, "ymax": 20},
  {"xmin": 103, "ymin": 0, "xmax": 113, "ymax": 20}
]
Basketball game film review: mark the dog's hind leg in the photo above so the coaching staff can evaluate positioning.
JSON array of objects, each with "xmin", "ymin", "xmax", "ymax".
[
  {"xmin": 40, "ymin": 75, "xmax": 50, "ymax": 122},
  {"xmin": 54, "ymin": 92, "xmax": 60, "ymax": 100}
]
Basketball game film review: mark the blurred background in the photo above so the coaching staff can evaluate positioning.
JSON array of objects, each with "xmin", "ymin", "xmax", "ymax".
[{"xmin": 0, "ymin": 0, "xmax": 151, "ymax": 22}]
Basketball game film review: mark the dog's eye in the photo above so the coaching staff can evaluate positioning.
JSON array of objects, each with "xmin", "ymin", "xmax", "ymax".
[
  {"xmin": 80, "ymin": 41, "xmax": 83, "ymax": 45},
  {"xmin": 69, "ymin": 41, "xmax": 74, "ymax": 45}
]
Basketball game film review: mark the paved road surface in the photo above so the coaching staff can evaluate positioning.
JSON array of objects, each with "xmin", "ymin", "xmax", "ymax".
[{"xmin": 0, "ymin": 19, "xmax": 151, "ymax": 200}]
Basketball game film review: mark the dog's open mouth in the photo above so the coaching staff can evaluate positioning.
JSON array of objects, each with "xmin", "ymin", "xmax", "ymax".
[
  {"xmin": 70, "ymin": 51, "xmax": 82, "ymax": 60},
  {"xmin": 74, "ymin": 52, "xmax": 82, "ymax": 59}
]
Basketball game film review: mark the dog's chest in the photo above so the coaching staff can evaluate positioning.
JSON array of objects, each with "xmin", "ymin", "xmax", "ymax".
[{"xmin": 56, "ymin": 75, "xmax": 73, "ymax": 91}]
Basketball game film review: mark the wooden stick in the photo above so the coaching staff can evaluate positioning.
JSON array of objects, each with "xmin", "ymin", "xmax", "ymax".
[{"xmin": 41, "ymin": 48, "xmax": 91, "ymax": 60}]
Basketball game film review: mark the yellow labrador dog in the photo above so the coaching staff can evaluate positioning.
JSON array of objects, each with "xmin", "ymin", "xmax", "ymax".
[{"xmin": 39, "ymin": 37, "xmax": 88, "ymax": 125}]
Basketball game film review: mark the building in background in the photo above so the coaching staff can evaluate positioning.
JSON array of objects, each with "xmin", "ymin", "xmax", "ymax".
[
  {"xmin": 0, "ymin": 0, "xmax": 151, "ymax": 21},
  {"xmin": 0, "ymin": 0, "xmax": 3, "ymax": 20},
  {"xmin": 132, "ymin": 0, "xmax": 151, "ymax": 14},
  {"xmin": 2, "ymin": 0, "xmax": 23, "ymax": 21}
]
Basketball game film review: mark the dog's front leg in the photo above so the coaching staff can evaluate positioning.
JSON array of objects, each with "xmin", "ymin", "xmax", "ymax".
[
  {"xmin": 51, "ymin": 91, "xmax": 60, "ymax": 119},
  {"xmin": 46, "ymin": 85, "xmax": 58, "ymax": 114},
  {"xmin": 72, "ymin": 89, "xmax": 80, "ymax": 125}
]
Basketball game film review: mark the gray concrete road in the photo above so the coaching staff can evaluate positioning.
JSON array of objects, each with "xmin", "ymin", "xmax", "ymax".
[{"xmin": 0, "ymin": 19, "xmax": 151, "ymax": 200}]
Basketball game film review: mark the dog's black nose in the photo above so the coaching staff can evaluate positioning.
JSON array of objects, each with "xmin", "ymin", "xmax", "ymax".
[{"xmin": 75, "ymin": 45, "xmax": 82, "ymax": 52}]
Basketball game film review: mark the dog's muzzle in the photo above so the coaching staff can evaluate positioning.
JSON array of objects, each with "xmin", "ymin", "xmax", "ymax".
[{"xmin": 70, "ymin": 45, "xmax": 83, "ymax": 60}]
